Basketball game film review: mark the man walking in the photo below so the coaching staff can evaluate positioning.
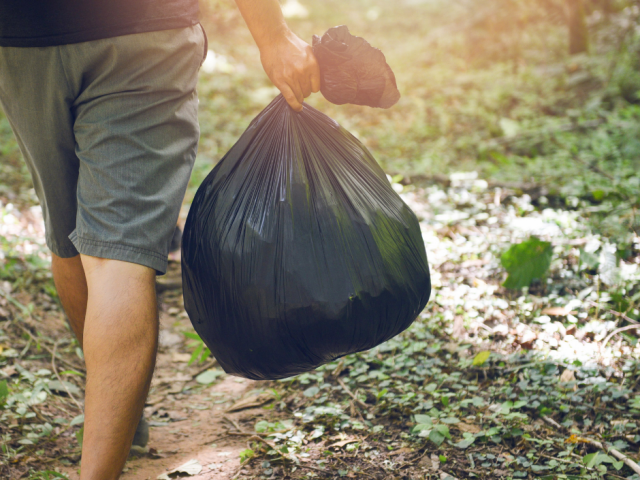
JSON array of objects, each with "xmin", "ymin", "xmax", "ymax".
[{"xmin": 0, "ymin": 1, "xmax": 320, "ymax": 478}]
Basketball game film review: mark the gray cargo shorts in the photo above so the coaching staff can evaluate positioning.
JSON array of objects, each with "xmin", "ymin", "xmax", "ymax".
[{"xmin": 0, "ymin": 25, "xmax": 206, "ymax": 274}]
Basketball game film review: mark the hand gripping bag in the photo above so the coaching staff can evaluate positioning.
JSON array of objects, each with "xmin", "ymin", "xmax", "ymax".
[{"xmin": 182, "ymin": 95, "xmax": 431, "ymax": 380}]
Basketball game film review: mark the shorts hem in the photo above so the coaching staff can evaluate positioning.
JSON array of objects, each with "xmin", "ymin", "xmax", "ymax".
[
  {"xmin": 46, "ymin": 238, "xmax": 80, "ymax": 258},
  {"xmin": 69, "ymin": 233, "xmax": 167, "ymax": 274}
]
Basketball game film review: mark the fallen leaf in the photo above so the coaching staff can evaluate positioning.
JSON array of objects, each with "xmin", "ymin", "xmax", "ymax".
[
  {"xmin": 461, "ymin": 259, "xmax": 488, "ymax": 268},
  {"xmin": 166, "ymin": 382, "xmax": 186, "ymax": 394},
  {"xmin": 329, "ymin": 437, "xmax": 358, "ymax": 448},
  {"xmin": 146, "ymin": 395, "xmax": 166, "ymax": 406},
  {"xmin": 516, "ymin": 330, "xmax": 537, "ymax": 350},
  {"xmin": 440, "ymin": 472, "xmax": 458, "ymax": 480},
  {"xmin": 472, "ymin": 351, "xmax": 491, "ymax": 366},
  {"xmin": 157, "ymin": 459, "xmax": 202, "ymax": 479},
  {"xmin": 171, "ymin": 353, "xmax": 192, "ymax": 363},
  {"xmin": 158, "ymin": 330, "xmax": 183, "ymax": 348},
  {"xmin": 48, "ymin": 380, "xmax": 81, "ymax": 395},
  {"xmin": 565, "ymin": 434, "xmax": 589, "ymax": 444},
  {"xmin": 158, "ymin": 374, "xmax": 192, "ymax": 384},
  {"xmin": 388, "ymin": 447, "xmax": 412, "ymax": 456},
  {"xmin": 560, "ymin": 369, "xmax": 575, "ymax": 383},
  {"xmin": 456, "ymin": 422, "xmax": 481, "ymax": 434},
  {"xmin": 0, "ymin": 366, "xmax": 17, "ymax": 377},
  {"xmin": 542, "ymin": 307, "xmax": 577, "ymax": 316},
  {"xmin": 225, "ymin": 393, "xmax": 272, "ymax": 412},
  {"xmin": 472, "ymin": 277, "xmax": 487, "ymax": 287},
  {"xmin": 195, "ymin": 369, "xmax": 224, "ymax": 385}
]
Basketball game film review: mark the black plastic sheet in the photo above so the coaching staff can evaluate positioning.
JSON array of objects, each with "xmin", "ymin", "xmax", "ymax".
[
  {"xmin": 182, "ymin": 95, "xmax": 430, "ymax": 380},
  {"xmin": 312, "ymin": 25, "xmax": 401, "ymax": 108}
]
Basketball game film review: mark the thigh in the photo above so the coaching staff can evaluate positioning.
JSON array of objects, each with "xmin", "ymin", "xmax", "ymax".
[
  {"xmin": 64, "ymin": 26, "xmax": 205, "ymax": 274},
  {"xmin": 0, "ymin": 46, "xmax": 80, "ymax": 258}
]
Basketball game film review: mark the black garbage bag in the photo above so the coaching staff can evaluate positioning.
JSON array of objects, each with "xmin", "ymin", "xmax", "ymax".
[
  {"xmin": 182, "ymin": 95, "xmax": 430, "ymax": 380},
  {"xmin": 312, "ymin": 25, "xmax": 401, "ymax": 108}
]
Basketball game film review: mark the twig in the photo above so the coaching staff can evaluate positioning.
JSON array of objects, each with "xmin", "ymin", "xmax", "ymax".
[
  {"xmin": 191, "ymin": 359, "xmax": 218, "ymax": 379},
  {"xmin": 541, "ymin": 415, "xmax": 562, "ymax": 429},
  {"xmin": 226, "ymin": 431, "xmax": 270, "ymax": 438},
  {"xmin": 337, "ymin": 378, "xmax": 368, "ymax": 410},
  {"xmin": 222, "ymin": 415, "xmax": 243, "ymax": 433},
  {"xmin": 538, "ymin": 453, "xmax": 627, "ymax": 479},
  {"xmin": 247, "ymin": 435, "xmax": 277, "ymax": 452},
  {"xmin": 14, "ymin": 321, "xmax": 86, "ymax": 373},
  {"xmin": 28, "ymin": 404, "xmax": 52, "ymax": 424},
  {"xmin": 51, "ymin": 341, "xmax": 83, "ymax": 412},
  {"xmin": 572, "ymin": 437, "xmax": 640, "ymax": 476},
  {"xmin": 296, "ymin": 464, "xmax": 331, "ymax": 474},
  {"xmin": 0, "ymin": 287, "xmax": 31, "ymax": 315},
  {"xmin": 602, "ymin": 325, "xmax": 640, "ymax": 350},
  {"xmin": 589, "ymin": 301, "xmax": 639, "ymax": 325}
]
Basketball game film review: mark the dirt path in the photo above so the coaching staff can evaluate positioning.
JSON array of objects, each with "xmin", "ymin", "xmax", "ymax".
[{"xmin": 57, "ymin": 261, "xmax": 265, "ymax": 480}]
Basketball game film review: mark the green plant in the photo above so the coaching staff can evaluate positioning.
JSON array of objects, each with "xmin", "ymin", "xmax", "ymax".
[
  {"xmin": 183, "ymin": 331, "xmax": 211, "ymax": 365},
  {"xmin": 501, "ymin": 237, "xmax": 553, "ymax": 289}
]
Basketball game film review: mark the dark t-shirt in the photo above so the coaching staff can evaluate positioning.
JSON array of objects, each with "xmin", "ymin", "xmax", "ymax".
[{"xmin": 0, "ymin": 0, "xmax": 200, "ymax": 47}]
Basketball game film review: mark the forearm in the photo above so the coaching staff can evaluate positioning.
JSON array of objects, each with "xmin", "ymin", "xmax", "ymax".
[
  {"xmin": 235, "ymin": 0, "xmax": 290, "ymax": 49},
  {"xmin": 234, "ymin": 0, "xmax": 320, "ymax": 111}
]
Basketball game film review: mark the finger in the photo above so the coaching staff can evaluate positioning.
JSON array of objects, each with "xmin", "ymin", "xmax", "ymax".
[
  {"xmin": 279, "ymin": 83, "xmax": 303, "ymax": 112},
  {"xmin": 310, "ymin": 69, "xmax": 321, "ymax": 94},
  {"xmin": 299, "ymin": 74, "xmax": 312, "ymax": 99},
  {"xmin": 289, "ymin": 78, "xmax": 304, "ymax": 105},
  {"xmin": 309, "ymin": 56, "xmax": 321, "ymax": 93}
]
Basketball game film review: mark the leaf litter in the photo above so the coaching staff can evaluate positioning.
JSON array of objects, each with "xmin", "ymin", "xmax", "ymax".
[{"xmin": 1, "ymin": 171, "xmax": 639, "ymax": 479}]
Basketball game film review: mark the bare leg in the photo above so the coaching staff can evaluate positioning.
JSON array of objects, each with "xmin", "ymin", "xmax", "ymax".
[
  {"xmin": 51, "ymin": 253, "xmax": 88, "ymax": 346},
  {"xmin": 79, "ymin": 255, "xmax": 158, "ymax": 480}
]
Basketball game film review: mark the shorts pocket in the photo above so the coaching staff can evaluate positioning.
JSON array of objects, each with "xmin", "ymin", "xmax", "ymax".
[{"xmin": 198, "ymin": 23, "xmax": 208, "ymax": 67}]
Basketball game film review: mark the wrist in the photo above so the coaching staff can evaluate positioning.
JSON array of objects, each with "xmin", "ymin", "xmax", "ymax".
[{"xmin": 255, "ymin": 22, "xmax": 292, "ymax": 50}]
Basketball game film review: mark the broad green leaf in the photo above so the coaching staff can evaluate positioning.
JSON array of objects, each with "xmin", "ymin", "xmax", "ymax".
[
  {"xmin": 195, "ymin": 369, "xmax": 224, "ymax": 385},
  {"xmin": 584, "ymin": 452, "xmax": 613, "ymax": 468},
  {"xmin": 0, "ymin": 379, "xmax": 8, "ymax": 404},
  {"xmin": 70, "ymin": 414, "xmax": 84, "ymax": 426},
  {"xmin": 48, "ymin": 380, "xmax": 81, "ymax": 395},
  {"xmin": 188, "ymin": 343, "xmax": 203, "ymax": 366},
  {"xmin": 579, "ymin": 249, "xmax": 600, "ymax": 271},
  {"xmin": 59, "ymin": 370, "xmax": 85, "ymax": 377},
  {"xmin": 429, "ymin": 429, "xmax": 446, "ymax": 446},
  {"xmin": 76, "ymin": 426, "xmax": 84, "ymax": 447},
  {"xmin": 239, "ymin": 449, "xmax": 254, "ymax": 463},
  {"xmin": 255, "ymin": 420, "xmax": 270, "ymax": 433},
  {"xmin": 612, "ymin": 460, "xmax": 624, "ymax": 470},
  {"xmin": 441, "ymin": 417, "xmax": 459, "ymax": 424},
  {"xmin": 454, "ymin": 435, "xmax": 475, "ymax": 449},
  {"xmin": 501, "ymin": 237, "xmax": 552, "ymax": 289},
  {"xmin": 472, "ymin": 351, "xmax": 491, "ymax": 367},
  {"xmin": 303, "ymin": 386, "xmax": 319, "ymax": 397},
  {"xmin": 434, "ymin": 424, "xmax": 451, "ymax": 439},
  {"xmin": 414, "ymin": 414, "xmax": 433, "ymax": 425},
  {"xmin": 592, "ymin": 189, "xmax": 605, "ymax": 202},
  {"xmin": 412, "ymin": 423, "xmax": 432, "ymax": 434}
]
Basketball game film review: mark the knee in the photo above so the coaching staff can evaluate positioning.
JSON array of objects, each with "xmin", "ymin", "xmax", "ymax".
[{"xmin": 80, "ymin": 255, "xmax": 155, "ymax": 285}]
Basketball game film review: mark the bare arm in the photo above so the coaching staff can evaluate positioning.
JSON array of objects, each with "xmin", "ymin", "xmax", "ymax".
[{"xmin": 235, "ymin": 0, "xmax": 320, "ymax": 111}]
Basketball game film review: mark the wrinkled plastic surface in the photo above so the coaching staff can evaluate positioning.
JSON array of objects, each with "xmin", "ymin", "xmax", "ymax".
[
  {"xmin": 182, "ymin": 95, "xmax": 430, "ymax": 380},
  {"xmin": 312, "ymin": 25, "xmax": 401, "ymax": 109}
]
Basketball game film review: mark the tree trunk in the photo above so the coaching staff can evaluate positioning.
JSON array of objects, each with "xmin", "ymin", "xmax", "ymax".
[{"xmin": 567, "ymin": 0, "xmax": 589, "ymax": 54}]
